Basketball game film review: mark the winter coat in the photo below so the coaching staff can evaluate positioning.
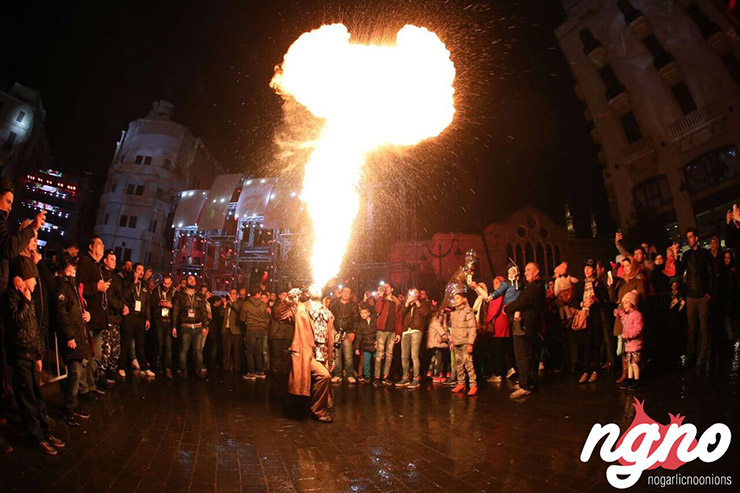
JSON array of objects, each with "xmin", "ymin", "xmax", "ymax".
[
  {"xmin": 172, "ymin": 289, "xmax": 209, "ymax": 328},
  {"xmin": 426, "ymin": 316, "xmax": 448, "ymax": 349},
  {"xmin": 676, "ymin": 246, "xmax": 714, "ymax": 298},
  {"xmin": 353, "ymin": 317, "xmax": 377, "ymax": 353},
  {"xmin": 76, "ymin": 253, "xmax": 107, "ymax": 331},
  {"xmin": 289, "ymin": 302, "xmax": 334, "ymax": 397},
  {"xmin": 240, "ymin": 296, "xmax": 270, "ymax": 332},
  {"xmin": 4, "ymin": 290, "xmax": 44, "ymax": 361},
  {"xmin": 485, "ymin": 296, "xmax": 510, "ymax": 338},
  {"xmin": 620, "ymin": 309, "xmax": 644, "ymax": 353},
  {"xmin": 608, "ymin": 277, "xmax": 647, "ymax": 336},
  {"xmin": 330, "ymin": 299, "xmax": 360, "ymax": 333},
  {"xmin": 449, "ymin": 304, "xmax": 477, "ymax": 345},
  {"xmin": 504, "ymin": 279, "xmax": 546, "ymax": 336},
  {"xmin": 56, "ymin": 275, "xmax": 91, "ymax": 361},
  {"xmin": 122, "ymin": 279, "xmax": 151, "ymax": 321},
  {"xmin": 375, "ymin": 296, "xmax": 400, "ymax": 334},
  {"xmin": 0, "ymin": 210, "xmax": 35, "ymax": 293}
]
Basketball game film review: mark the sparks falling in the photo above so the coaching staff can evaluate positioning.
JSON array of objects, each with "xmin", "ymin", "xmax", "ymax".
[{"xmin": 271, "ymin": 23, "xmax": 456, "ymax": 288}]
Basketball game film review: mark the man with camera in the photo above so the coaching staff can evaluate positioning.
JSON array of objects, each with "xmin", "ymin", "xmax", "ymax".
[{"xmin": 396, "ymin": 288, "xmax": 430, "ymax": 389}]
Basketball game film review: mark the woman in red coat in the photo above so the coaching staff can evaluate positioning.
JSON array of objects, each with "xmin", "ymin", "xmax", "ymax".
[{"xmin": 485, "ymin": 276, "xmax": 516, "ymax": 382}]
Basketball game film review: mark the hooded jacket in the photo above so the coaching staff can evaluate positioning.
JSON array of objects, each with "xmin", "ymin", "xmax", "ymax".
[
  {"xmin": 56, "ymin": 275, "xmax": 91, "ymax": 361},
  {"xmin": 0, "ymin": 210, "xmax": 35, "ymax": 294},
  {"xmin": 240, "ymin": 296, "xmax": 270, "ymax": 332},
  {"xmin": 4, "ymin": 289, "xmax": 44, "ymax": 361}
]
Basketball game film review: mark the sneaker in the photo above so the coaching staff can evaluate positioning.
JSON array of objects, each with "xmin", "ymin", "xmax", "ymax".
[
  {"xmin": 538, "ymin": 362, "xmax": 545, "ymax": 371},
  {"xmin": 165, "ymin": 369, "xmax": 173, "ymax": 380},
  {"xmin": 619, "ymin": 379, "xmax": 632, "ymax": 391},
  {"xmin": 445, "ymin": 378, "xmax": 458, "ymax": 386},
  {"xmin": 588, "ymin": 371, "xmax": 598, "ymax": 383},
  {"xmin": 509, "ymin": 388, "xmax": 532, "ymax": 399},
  {"xmin": 426, "ymin": 370, "xmax": 433, "ymax": 378},
  {"xmin": 331, "ymin": 376, "xmax": 342, "ymax": 383},
  {"xmin": 395, "ymin": 379, "xmax": 410, "ymax": 388},
  {"xmin": 506, "ymin": 368, "xmax": 517, "ymax": 379},
  {"xmin": 315, "ymin": 413, "xmax": 333, "ymax": 423},
  {"xmin": 91, "ymin": 387, "xmax": 106, "ymax": 395},
  {"xmin": 45, "ymin": 435, "xmax": 65, "ymax": 448},
  {"xmin": 242, "ymin": 373, "xmax": 256, "ymax": 381},
  {"xmin": 382, "ymin": 378, "xmax": 393, "ymax": 386},
  {"xmin": 451, "ymin": 384, "xmax": 466, "ymax": 393},
  {"xmin": 432, "ymin": 376, "xmax": 444, "ymax": 383},
  {"xmin": 358, "ymin": 376, "xmax": 367, "ymax": 383},
  {"xmin": 373, "ymin": 379, "xmax": 381, "ymax": 387},
  {"xmin": 65, "ymin": 413, "xmax": 80, "ymax": 428},
  {"xmin": 73, "ymin": 408, "xmax": 90, "ymax": 420},
  {"xmin": 407, "ymin": 380, "xmax": 420, "ymax": 390},
  {"xmin": 347, "ymin": 376, "xmax": 357, "ymax": 384},
  {"xmin": 0, "ymin": 436, "xmax": 13, "ymax": 454},
  {"xmin": 578, "ymin": 373, "xmax": 588, "ymax": 384},
  {"xmin": 37, "ymin": 440, "xmax": 57, "ymax": 456},
  {"xmin": 467, "ymin": 386, "xmax": 478, "ymax": 396},
  {"xmin": 117, "ymin": 369, "xmax": 126, "ymax": 380},
  {"xmin": 487, "ymin": 375, "xmax": 503, "ymax": 383},
  {"xmin": 196, "ymin": 370, "xmax": 206, "ymax": 379},
  {"xmin": 142, "ymin": 370, "xmax": 156, "ymax": 378},
  {"xmin": 132, "ymin": 359, "xmax": 140, "ymax": 370},
  {"xmin": 255, "ymin": 372, "xmax": 266, "ymax": 379}
]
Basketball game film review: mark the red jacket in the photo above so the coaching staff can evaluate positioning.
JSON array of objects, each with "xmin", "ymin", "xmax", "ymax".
[
  {"xmin": 375, "ymin": 296, "xmax": 401, "ymax": 335},
  {"xmin": 485, "ymin": 296, "xmax": 510, "ymax": 338}
]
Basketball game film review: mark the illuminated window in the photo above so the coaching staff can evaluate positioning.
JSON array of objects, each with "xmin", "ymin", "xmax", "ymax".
[{"xmin": 16, "ymin": 111, "xmax": 26, "ymax": 123}]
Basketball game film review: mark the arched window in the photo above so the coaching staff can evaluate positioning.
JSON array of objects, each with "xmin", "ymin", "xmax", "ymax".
[
  {"xmin": 515, "ymin": 243, "xmax": 524, "ymax": 269},
  {"xmin": 525, "ymin": 242, "xmax": 534, "ymax": 264},
  {"xmin": 546, "ymin": 244, "xmax": 555, "ymax": 275},
  {"xmin": 536, "ymin": 242, "xmax": 545, "ymax": 272},
  {"xmin": 555, "ymin": 244, "xmax": 562, "ymax": 265}
]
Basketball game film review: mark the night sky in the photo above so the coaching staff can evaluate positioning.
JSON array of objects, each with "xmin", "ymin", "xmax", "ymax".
[{"xmin": 1, "ymin": 0, "xmax": 611, "ymax": 242}]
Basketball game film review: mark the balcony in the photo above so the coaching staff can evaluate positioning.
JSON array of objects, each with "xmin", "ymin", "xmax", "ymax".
[
  {"xmin": 669, "ymin": 101, "xmax": 726, "ymax": 152},
  {"xmin": 608, "ymin": 91, "xmax": 631, "ymax": 116},
  {"xmin": 658, "ymin": 60, "xmax": 682, "ymax": 86},
  {"xmin": 621, "ymin": 137, "xmax": 655, "ymax": 165}
]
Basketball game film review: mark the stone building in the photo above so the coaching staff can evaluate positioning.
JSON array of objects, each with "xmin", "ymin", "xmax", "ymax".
[
  {"xmin": 94, "ymin": 101, "xmax": 219, "ymax": 269},
  {"xmin": 555, "ymin": 0, "xmax": 740, "ymax": 240}
]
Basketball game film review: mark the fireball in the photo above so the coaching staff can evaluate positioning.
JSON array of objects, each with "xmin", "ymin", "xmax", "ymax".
[{"xmin": 272, "ymin": 23, "xmax": 455, "ymax": 287}]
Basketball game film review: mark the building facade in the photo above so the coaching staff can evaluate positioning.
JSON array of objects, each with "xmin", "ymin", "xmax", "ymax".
[
  {"xmin": 94, "ymin": 101, "xmax": 219, "ymax": 270},
  {"xmin": 556, "ymin": 0, "xmax": 740, "ymax": 240},
  {"xmin": 14, "ymin": 168, "xmax": 91, "ymax": 251},
  {"xmin": 0, "ymin": 81, "xmax": 51, "ymax": 182}
]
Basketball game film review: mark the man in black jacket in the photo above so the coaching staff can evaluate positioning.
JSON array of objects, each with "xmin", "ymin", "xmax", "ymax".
[
  {"xmin": 505, "ymin": 262, "xmax": 546, "ymax": 399},
  {"xmin": 152, "ymin": 274, "xmax": 176, "ymax": 378},
  {"xmin": 673, "ymin": 227, "xmax": 714, "ymax": 369},
  {"xmin": 221, "ymin": 288, "xmax": 243, "ymax": 372},
  {"xmin": 100, "ymin": 250, "xmax": 124, "ymax": 383},
  {"xmin": 75, "ymin": 236, "xmax": 108, "ymax": 395},
  {"xmin": 56, "ymin": 257, "xmax": 93, "ymax": 426},
  {"xmin": 330, "ymin": 286, "xmax": 360, "ymax": 383},
  {"xmin": 5, "ymin": 254, "xmax": 65, "ymax": 454},
  {"xmin": 118, "ymin": 263, "xmax": 154, "ymax": 378}
]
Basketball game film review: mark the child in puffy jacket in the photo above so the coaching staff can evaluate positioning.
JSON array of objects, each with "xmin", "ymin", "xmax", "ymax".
[
  {"xmin": 617, "ymin": 290, "xmax": 643, "ymax": 391},
  {"xmin": 449, "ymin": 293, "xmax": 478, "ymax": 396}
]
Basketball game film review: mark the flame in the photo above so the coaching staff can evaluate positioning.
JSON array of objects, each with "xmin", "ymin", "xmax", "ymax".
[{"xmin": 272, "ymin": 23, "xmax": 455, "ymax": 287}]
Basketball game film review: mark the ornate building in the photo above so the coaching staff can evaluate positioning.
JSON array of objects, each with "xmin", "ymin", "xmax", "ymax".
[
  {"xmin": 556, "ymin": 0, "xmax": 740, "ymax": 240},
  {"xmin": 94, "ymin": 101, "xmax": 219, "ymax": 269}
]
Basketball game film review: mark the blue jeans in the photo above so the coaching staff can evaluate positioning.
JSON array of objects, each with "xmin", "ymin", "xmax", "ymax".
[
  {"xmin": 401, "ymin": 330, "xmax": 422, "ymax": 380},
  {"xmin": 65, "ymin": 359, "xmax": 83, "ymax": 412},
  {"xmin": 375, "ymin": 331, "xmax": 396, "ymax": 379},
  {"xmin": 362, "ymin": 351, "xmax": 376, "ymax": 378},
  {"xmin": 333, "ymin": 336, "xmax": 357, "ymax": 377},
  {"xmin": 178, "ymin": 326, "xmax": 204, "ymax": 374}
]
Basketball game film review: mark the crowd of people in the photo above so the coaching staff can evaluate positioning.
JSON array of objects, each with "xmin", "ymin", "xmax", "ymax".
[{"xmin": 2, "ymin": 178, "xmax": 740, "ymax": 449}]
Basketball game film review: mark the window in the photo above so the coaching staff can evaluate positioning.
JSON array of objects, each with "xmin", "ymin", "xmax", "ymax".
[
  {"xmin": 151, "ymin": 220, "xmax": 158, "ymax": 233},
  {"xmin": 515, "ymin": 244, "xmax": 524, "ymax": 269},
  {"xmin": 128, "ymin": 216, "xmax": 137, "ymax": 229},
  {"xmin": 135, "ymin": 185, "xmax": 144, "ymax": 196},
  {"xmin": 536, "ymin": 242, "xmax": 545, "ymax": 273},
  {"xmin": 110, "ymin": 183, "xmax": 117, "ymax": 194},
  {"xmin": 546, "ymin": 244, "xmax": 555, "ymax": 274},
  {"xmin": 633, "ymin": 176, "xmax": 673, "ymax": 210},
  {"xmin": 643, "ymin": 34, "xmax": 673, "ymax": 69},
  {"xmin": 525, "ymin": 242, "xmax": 534, "ymax": 264},
  {"xmin": 682, "ymin": 145, "xmax": 740, "ymax": 194},
  {"xmin": 119, "ymin": 215, "xmax": 129, "ymax": 227},
  {"xmin": 16, "ymin": 111, "xmax": 26, "ymax": 123},
  {"xmin": 164, "ymin": 159, "xmax": 171, "ymax": 170},
  {"xmin": 123, "ymin": 248, "xmax": 132, "ymax": 262},
  {"xmin": 620, "ymin": 112, "xmax": 643, "ymax": 144},
  {"xmin": 126, "ymin": 184, "xmax": 135, "ymax": 195},
  {"xmin": 104, "ymin": 213, "xmax": 109, "ymax": 225},
  {"xmin": 721, "ymin": 52, "xmax": 740, "ymax": 86},
  {"xmin": 3, "ymin": 131, "xmax": 17, "ymax": 150},
  {"xmin": 155, "ymin": 187, "xmax": 165, "ymax": 201},
  {"xmin": 135, "ymin": 155, "xmax": 143, "ymax": 164},
  {"xmin": 143, "ymin": 156, "xmax": 152, "ymax": 165},
  {"xmin": 671, "ymin": 81, "xmax": 697, "ymax": 115}
]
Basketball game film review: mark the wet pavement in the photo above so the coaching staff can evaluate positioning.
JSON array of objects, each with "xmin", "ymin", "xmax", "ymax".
[{"xmin": 1, "ymin": 359, "xmax": 739, "ymax": 492}]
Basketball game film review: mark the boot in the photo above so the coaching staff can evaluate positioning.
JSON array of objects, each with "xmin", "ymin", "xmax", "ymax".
[
  {"xmin": 451, "ymin": 384, "xmax": 466, "ymax": 393},
  {"xmin": 615, "ymin": 366, "xmax": 628, "ymax": 384}
]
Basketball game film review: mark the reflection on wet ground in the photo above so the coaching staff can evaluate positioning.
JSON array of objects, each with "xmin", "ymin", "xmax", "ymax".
[{"xmin": 1, "ymin": 355, "xmax": 738, "ymax": 492}]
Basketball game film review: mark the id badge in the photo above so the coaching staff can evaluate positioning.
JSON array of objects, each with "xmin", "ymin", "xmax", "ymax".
[
  {"xmin": 134, "ymin": 300, "xmax": 142, "ymax": 312},
  {"xmin": 188, "ymin": 308, "xmax": 195, "ymax": 318},
  {"xmin": 161, "ymin": 307, "xmax": 170, "ymax": 318}
]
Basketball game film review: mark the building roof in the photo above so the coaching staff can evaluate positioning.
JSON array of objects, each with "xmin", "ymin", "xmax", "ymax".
[{"xmin": 173, "ymin": 190, "xmax": 209, "ymax": 228}]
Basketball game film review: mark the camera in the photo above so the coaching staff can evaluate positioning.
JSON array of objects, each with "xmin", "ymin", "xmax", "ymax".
[{"xmin": 333, "ymin": 327, "xmax": 346, "ymax": 349}]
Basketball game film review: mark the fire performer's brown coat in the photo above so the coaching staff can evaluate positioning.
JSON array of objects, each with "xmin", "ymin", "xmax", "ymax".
[{"xmin": 288, "ymin": 301, "xmax": 334, "ymax": 397}]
